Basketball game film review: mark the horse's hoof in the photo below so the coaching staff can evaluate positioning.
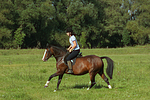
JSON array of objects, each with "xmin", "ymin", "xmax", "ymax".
[
  {"xmin": 108, "ymin": 85, "xmax": 112, "ymax": 89},
  {"xmin": 87, "ymin": 88, "xmax": 90, "ymax": 90},
  {"xmin": 109, "ymin": 87, "xmax": 112, "ymax": 89},
  {"xmin": 44, "ymin": 86, "xmax": 48, "ymax": 88},
  {"xmin": 54, "ymin": 89, "xmax": 56, "ymax": 92}
]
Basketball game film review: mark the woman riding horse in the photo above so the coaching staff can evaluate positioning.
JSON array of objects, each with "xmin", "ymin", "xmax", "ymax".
[
  {"xmin": 66, "ymin": 28, "xmax": 80, "ymax": 74},
  {"xmin": 42, "ymin": 46, "xmax": 114, "ymax": 91}
]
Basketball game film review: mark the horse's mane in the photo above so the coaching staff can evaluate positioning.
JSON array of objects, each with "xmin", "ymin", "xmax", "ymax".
[
  {"xmin": 51, "ymin": 46, "xmax": 67, "ymax": 52},
  {"xmin": 50, "ymin": 46, "xmax": 67, "ymax": 57}
]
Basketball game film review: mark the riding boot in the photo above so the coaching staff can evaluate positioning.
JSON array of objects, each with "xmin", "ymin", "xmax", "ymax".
[{"xmin": 67, "ymin": 61, "xmax": 73, "ymax": 74}]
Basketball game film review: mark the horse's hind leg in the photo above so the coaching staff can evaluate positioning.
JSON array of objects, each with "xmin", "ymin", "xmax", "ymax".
[
  {"xmin": 87, "ymin": 72, "xmax": 96, "ymax": 90},
  {"xmin": 98, "ymin": 72, "xmax": 112, "ymax": 89}
]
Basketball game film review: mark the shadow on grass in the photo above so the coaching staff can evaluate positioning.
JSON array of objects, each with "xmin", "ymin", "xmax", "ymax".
[
  {"xmin": 60, "ymin": 84, "xmax": 125, "ymax": 90},
  {"xmin": 73, "ymin": 84, "xmax": 89, "ymax": 89},
  {"xmin": 114, "ymin": 87, "xmax": 125, "ymax": 89},
  {"xmin": 73, "ymin": 84, "xmax": 108, "ymax": 89}
]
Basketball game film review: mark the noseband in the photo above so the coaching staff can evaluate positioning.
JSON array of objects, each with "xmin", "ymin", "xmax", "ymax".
[{"xmin": 44, "ymin": 48, "xmax": 53, "ymax": 61}]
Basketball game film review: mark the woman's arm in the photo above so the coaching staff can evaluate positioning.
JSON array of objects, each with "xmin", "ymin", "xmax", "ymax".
[
  {"xmin": 67, "ymin": 45, "xmax": 72, "ymax": 51},
  {"xmin": 69, "ymin": 41, "xmax": 77, "ymax": 52}
]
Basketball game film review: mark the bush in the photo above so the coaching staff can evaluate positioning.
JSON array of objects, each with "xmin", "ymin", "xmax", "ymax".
[{"xmin": 121, "ymin": 29, "xmax": 131, "ymax": 46}]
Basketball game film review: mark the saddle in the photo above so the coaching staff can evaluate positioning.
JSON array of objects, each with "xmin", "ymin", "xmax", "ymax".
[{"xmin": 64, "ymin": 52, "xmax": 82, "ymax": 66}]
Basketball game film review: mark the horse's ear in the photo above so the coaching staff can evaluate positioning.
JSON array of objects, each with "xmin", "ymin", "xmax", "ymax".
[
  {"xmin": 46, "ymin": 43, "xmax": 49, "ymax": 47},
  {"xmin": 46, "ymin": 43, "xmax": 51, "ymax": 48}
]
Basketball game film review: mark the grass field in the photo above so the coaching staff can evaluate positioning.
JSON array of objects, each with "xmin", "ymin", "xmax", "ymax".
[{"xmin": 0, "ymin": 45, "xmax": 150, "ymax": 100}]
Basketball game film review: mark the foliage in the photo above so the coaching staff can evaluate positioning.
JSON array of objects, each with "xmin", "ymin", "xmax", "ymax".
[
  {"xmin": 14, "ymin": 26, "xmax": 26, "ymax": 48},
  {"xmin": 54, "ymin": 32, "xmax": 69, "ymax": 47},
  {"xmin": 126, "ymin": 21, "xmax": 149, "ymax": 45},
  {"xmin": 0, "ymin": 27, "xmax": 13, "ymax": 48},
  {"xmin": 80, "ymin": 32, "xmax": 88, "ymax": 48},
  {"xmin": 0, "ymin": 0, "xmax": 149, "ymax": 49},
  {"xmin": 121, "ymin": 29, "xmax": 131, "ymax": 46}
]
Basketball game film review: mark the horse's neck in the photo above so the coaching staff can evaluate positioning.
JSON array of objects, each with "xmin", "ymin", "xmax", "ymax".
[
  {"xmin": 52, "ymin": 46, "xmax": 66, "ymax": 55},
  {"xmin": 52, "ymin": 48, "xmax": 66, "ymax": 59},
  {"xmin": 54, "ymin": 52, "xmax": 66, "ymax": 62}
]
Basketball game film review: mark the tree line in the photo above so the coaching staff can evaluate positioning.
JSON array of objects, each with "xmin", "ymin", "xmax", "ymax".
[{"xmin": 0, "ymin": 0, "xmax": 150, "ymax": 49}]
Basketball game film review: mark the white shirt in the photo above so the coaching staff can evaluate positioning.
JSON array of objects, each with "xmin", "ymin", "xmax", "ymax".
[{"xmin": 69, "ymin": 35, "xmax": 80, "ymax": 50}]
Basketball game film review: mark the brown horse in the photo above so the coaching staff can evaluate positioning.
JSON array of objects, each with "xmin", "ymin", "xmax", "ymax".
[{"xmin": 42, "ymin": 46, "xmax": 114, "ymax": 91}]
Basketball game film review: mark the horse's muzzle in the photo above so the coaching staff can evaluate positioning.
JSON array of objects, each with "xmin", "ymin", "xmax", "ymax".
[{"xmin": 42, "ymin": 58, "xmax": 47, "ymax": 62}]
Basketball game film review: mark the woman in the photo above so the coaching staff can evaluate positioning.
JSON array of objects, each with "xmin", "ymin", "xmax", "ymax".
[{"xmin": 66, "ymin": 28, "xmax": 80, "ymax": 74}]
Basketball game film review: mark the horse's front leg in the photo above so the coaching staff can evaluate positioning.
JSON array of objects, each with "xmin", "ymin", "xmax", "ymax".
[
  {"xmin": 57, "ymin": 74, "xmax": 64, "ymax": 90},
  {"xmin": 53, "ymin": 74, "xmax": 64, "ymax": 92},
  {"xmin": 44, "ymin": 73, "xmax": 58, "ymax": 88}
]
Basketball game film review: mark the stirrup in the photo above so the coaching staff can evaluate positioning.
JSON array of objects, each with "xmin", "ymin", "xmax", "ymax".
[{"xmin": 67, "ymin": 70, "xmax": 73, "ymax": 74}]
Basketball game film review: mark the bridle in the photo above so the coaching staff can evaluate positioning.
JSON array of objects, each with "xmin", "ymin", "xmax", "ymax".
[
  {"xmin": 48, "ymin": 48, "xmax": 53, "ymax": 56},
  {"xmin": 42, "ymin": 46, "xmax": 68, "ymax": 61},
  {"xmin": 42, "ymin": 48, "xmax": 53, "ymax": 61}
]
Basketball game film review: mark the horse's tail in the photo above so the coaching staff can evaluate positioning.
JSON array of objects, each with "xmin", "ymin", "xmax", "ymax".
[{"xmin": 100, "ymin": 56, "xmax": 114, "ymax": 79}]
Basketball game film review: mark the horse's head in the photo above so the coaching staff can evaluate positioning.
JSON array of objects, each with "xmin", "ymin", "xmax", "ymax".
[
  {"xmin": 42, "ymin": 46, "xmax": 67, "ymax": 62},
  {"xmin": 42, "ymin": 47, "xmax": 53, "ymax": 62}
]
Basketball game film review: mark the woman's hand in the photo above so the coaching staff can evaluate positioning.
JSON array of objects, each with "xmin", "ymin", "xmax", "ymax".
[
  {"xmin": 67, "ymin": 45, "xmax": 72, "ymax": 51},
  {"xmin": 69, "ymin": 49, "xmax": 72, "ymax": 52},
  {"xmin": 67, "ymin": 48, "xmax": 70, "ymax": 51},
  {"xmin": 67, "ymin": 41, "xmax": 76, "ymax": 52}
]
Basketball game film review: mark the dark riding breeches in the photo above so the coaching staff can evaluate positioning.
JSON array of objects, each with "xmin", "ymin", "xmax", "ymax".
[{"xmin": 66, "ymin": 50, "xmax": 80, "ymax": 61}]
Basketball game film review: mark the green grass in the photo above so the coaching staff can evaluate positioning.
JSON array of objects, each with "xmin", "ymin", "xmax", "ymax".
[{"xmin": 0, "ymin": 45, "xmax": 150, "ymax": 100}]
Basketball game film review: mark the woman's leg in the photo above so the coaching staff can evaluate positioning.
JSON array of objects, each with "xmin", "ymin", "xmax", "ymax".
[
  {"xmin": 66, "ymin": 50, "xmax": 80, "ymax": 73},
  {"xmin": 66, "ymin": 50, "xmax": 80, "ymax": 61}
]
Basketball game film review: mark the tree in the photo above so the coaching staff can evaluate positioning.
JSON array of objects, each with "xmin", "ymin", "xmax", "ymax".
[
  {"xmin": 126, "ymin": 21, "xmax": 149, "ymax": 45},
  {"xmin": 14, "ymin": 25, "xmax": 26, "ymax": 48},
  {"xmin": 0, "ymin": 0, "xmax": 149, "ymax": 49},
  {"xmin": 121, "ymin": 29, "xmax": 131, "ymax": 46},
  {"xmin": 125, "ymin": 0, "xmax": 150, "ymax": 45},
  {"xmin": 0, "ymin": 0, "xmax": 18, "ymax": 48},
  {"xmin": 80, "ymin": 32, "xmax": 88, "ymax": 48}
]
